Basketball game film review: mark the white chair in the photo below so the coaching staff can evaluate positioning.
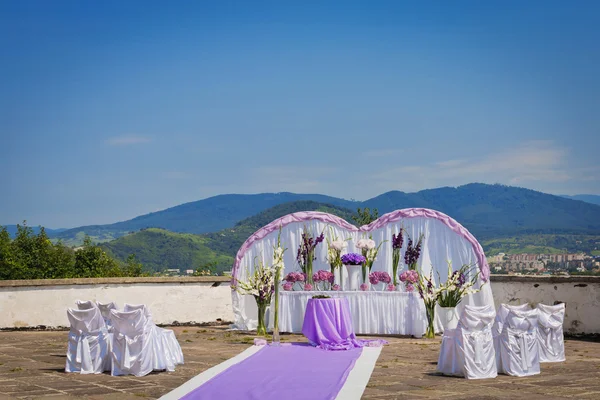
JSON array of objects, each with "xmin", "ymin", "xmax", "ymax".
[
  {"xmin": 492, "ymin": 303, "xmax": 531, "ymax": 371},
  {"xmin": 65, "ymin": 307, "xmax": 111, "ymax": 374},
  {"xmin": 536, "ymin": 303, "xmax": 566, "ymax": 362},
  {"xmin": 123, "ymin": 304, "xmax": 184, "ymax": 369},
  {"xmin": 497, "ymin": 308, "xmax": 540, "ymax": 377},
  {"xmin": 110, "ymin": 309, "xmax": 154, "ymax": 377},
  {"xmin": 76, "ymin": 300, "xmax": 97, "ymax": 310},
  {"xmin": 437, "ymin": 304, "xmax": 497, "ymax": 379},
  {"xmin": 97, "ymin": 301, "xmax": 118, "ymax": 332}
]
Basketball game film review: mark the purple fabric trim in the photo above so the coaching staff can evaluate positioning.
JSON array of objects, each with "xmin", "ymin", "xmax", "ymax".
[
  {"xmin": 180, "ymin": 343, "xmax": 362, "ymax": 400},
  {"xmin": 231, "ymin": 208, "xmax": 489, "ymax": 284}
]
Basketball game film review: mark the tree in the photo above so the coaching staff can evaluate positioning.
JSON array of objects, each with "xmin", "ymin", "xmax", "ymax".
[
  {"xmin": 73, "ymin": 236, "xmax": 122, "ymax": 278},
  {"xmin": 122, "ymin": 254, "xmax": 144, "ymax": 277},
  {"xmin": 352, "ymin": 207, "xmax": 379, "ymax": 226}
]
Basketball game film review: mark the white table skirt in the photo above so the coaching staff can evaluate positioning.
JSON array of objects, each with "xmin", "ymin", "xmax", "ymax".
[{"xmin": 278, "ymin": 291, "xmax": 429, "ymax": 337}]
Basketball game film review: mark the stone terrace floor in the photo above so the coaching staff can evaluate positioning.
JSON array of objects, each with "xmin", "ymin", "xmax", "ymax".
[{"xmin": 0, "ymin": 327, "xmax": 599, "ymax": 399}]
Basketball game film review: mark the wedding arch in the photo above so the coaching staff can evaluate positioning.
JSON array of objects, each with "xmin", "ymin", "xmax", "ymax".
[{"xmin": 230, "ymin": 208, "xmax": 494, "ymax": 334}]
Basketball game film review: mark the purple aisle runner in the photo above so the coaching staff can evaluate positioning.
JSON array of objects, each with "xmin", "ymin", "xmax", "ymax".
[{"xmin": 181, "ymin": 344, "xmax": 362, "ymax": 400}]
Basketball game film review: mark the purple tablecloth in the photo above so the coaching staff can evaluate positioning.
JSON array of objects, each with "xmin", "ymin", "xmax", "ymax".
[{"xmin": 302, "ymin": 297, "xmax": 365, "ymax": 350}]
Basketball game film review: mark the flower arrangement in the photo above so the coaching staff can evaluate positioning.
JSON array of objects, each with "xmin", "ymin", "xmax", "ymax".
[
  {"xmin": 356, "ymin": 237, "xmax": 385, "ymax": 283},
  {"xmin": 416, "ymin": 269, "xmax": 444, "ymax": 338},
  {"xmin": 360, "ymin": 283, "xmax": 369, "ymax": 291},
  {"xmin": 404, "ymin": 233, "xmax": 424, "ymax": 271},
  {"xmin": 296, "ymin": 227, "xmax": 325, "ymax": 284},
  {"xmin": 437, "ymin": 261, "xmax": 482, "ymax": 307},
  {"xmin": 387, "ymin": 283, "xmax": 395, "ymax": 291},
  {"xmin": 312, "ymin": 270, "xmax": 334, "ymax": 291},
  {"xmin": 369, "ymin": 271, "xmax": 392, "ymax": 290},
  {"xmin": 271, "ymin": 228, "xmax": 286, "ymax": 344},
  {"xmin": 341, "ymin": 252, "xmax": 366, "ymax": 265},
  {"xmin": 283, "ymin": 271, "xmax": 306, "ymax": 290},
  {"xmin": 312, "ymin": 294, "xmax": 331, "ymax": 299},
  {"xmin": 399, "ymin": 269, "xmax": 419, "ymax": 292},
  {"xmin": 235, "ymin": 257, "xmax": 275, "ymax": 336},
  {"xmin": 391, "ymin": 229, "xmax": 404, "ymax": 286},
  {"xmin": 332, "ymin": 284, "xmax": 341, "ymax": 291},
  {"xmin": 326, "ymin": 229, "xmax": 349, "ymax": 273}
]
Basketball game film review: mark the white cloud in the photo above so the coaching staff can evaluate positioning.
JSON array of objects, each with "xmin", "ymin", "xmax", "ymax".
[
  {"xmin": 370, "ymin": 140, "xmax": 596, "ymax": 194},
  {"xmin": 105, "ymin": 135, "xmax": 152, "ymax": 146}
]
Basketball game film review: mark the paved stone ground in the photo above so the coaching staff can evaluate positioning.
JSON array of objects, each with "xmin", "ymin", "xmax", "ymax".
[{"xmin": 0, "ymin": 326, "xmax": 599, "ymax": 399}]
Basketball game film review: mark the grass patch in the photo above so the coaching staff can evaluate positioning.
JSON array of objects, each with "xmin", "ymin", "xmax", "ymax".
[
  {"xmin": 185, "ymin": 339, "xmax": 193, "ymax": 343},
  {"xmin": 197, "ymin": 329, "xmax": 207, "ymax": 333},
  {"xmin": 182, "ymin": 330, "xmax": 188, "ymax": 333},
  {"xmin": 9, "ymin": 367, "xmax": 23, "ymax": 372},
  {"xmin": 207, "ymin": 337, "xmax": 216, "ymax": 341}
]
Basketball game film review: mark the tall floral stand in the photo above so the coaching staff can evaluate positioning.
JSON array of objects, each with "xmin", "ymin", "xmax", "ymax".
[
  {"xmin": 345, "ymin": 264, "xmax": 361, "ymax": 291},
  {"xmin": 272, "ymin": 270, "xmax": 281, "ymax": 345}
]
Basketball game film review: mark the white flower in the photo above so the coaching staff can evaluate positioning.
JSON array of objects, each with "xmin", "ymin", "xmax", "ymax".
[
  {"xmin": 356, "ymin": 239, "xmax": 368, "ymax": 249},
  {"xmin": 331, "ymin": 240, "xmax": 347, "ymax": 251},
  {"xmin": 274, "ymin": 247, "xmax": 284, "ymax": 259},
  {"xmin": 366, "ymin": 239, "xmax": 376, "ymax": 250}
]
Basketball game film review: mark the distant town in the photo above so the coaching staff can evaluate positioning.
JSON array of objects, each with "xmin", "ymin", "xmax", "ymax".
[{"xmin": 487, "ymin": 252, "xmax": 600, "ymax": 276}]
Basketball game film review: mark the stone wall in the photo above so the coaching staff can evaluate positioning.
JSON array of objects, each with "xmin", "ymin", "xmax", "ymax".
[
  {"xmin": 490, "ymin": 275, "xmax": 600, "ymax": 335},
  {"xmin": 1, "ymin": 275, "xmax": 599, "ymax": 333},
  {"xmin": 0, "ymin": 277, "xmax": 234, "ymax": 329}
]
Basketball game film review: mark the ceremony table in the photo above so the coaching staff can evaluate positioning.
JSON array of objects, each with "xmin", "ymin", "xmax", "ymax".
[
  {"xmin": 302, "ymin": 297, "xmax": 363, "ymax": 350},
  {"xmin": 279, "ymin": 291, "xmax": 428, "ymax": 337}
]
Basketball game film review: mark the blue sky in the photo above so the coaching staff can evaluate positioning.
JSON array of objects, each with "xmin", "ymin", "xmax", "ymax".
[{"xmin": 1, "ymin": 1, "xmax": 599, "ymax": 228}]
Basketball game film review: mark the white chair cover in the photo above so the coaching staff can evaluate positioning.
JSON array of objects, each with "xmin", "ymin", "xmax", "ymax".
[
  {"xmin": 110, "ymin": 309, "xmax": 154, "ymax": 377},
  {"xmin": 65, "ymin": 307, "xmax": 111, "ymax": 374},
  {"xmin": 498, "ymin": 308, "xmax": 540, "ymax": 377},
  {"xmin": 536, "ymin": 303, "xmax": 566, "ymax": 362},
  {"xmin": 492, "ymin": 303, "xmax": 531, "ymax": 372},
  {"xmin": 123, "ymin": 304, "xmax": 184, "ymax": 370},
  {"xmin": 96, "ymin": 301, "xmax": 118, "ymax": 332},
  {"xmin": 76, "ymin": 300, "xmax": 97, "ymax": 310},
  {"xmin": 437, "ymin": 304, "xmax": 497, "ymax": 379}
]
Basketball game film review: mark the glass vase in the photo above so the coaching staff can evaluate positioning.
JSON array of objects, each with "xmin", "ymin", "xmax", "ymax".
[
  {"xmin": 424, "ymin": 301, "xmax": 436, "ymax": 339},
  {"xmin": 256, "ymin": 300, "xmax": 267, "ymax": 336},
  {"xmin": 272, "ymin": 270, "xmax": 281, "ymax": 345},
  {"xmin": 306, "ymin": 257, "xmax": 314, "ymax": 285}
]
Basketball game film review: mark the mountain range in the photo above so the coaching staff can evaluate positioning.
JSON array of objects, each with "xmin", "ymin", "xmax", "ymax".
[{"xmin": 4, "ymin": 183, "xmax": 600, "ymax": 246}]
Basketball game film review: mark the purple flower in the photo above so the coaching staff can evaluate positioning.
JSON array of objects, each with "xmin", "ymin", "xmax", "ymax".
[
  {"xmin": 404, "ymin": 234, "xmax": 424, "ymax": 267},
  {"xmin": 369, "ymin": 274, "xmax": 380, "ymax": 285},
  {"xmin": 312, "ymin": 270, "xmax": 334, "ymax": 283},
  {"xmin": 341, "ymin": 253, "xmax": 366, "ymax": 265},
  {"xmin": 332, "ymin": 284, "xmax": 340, "ymax": 291},
  {"xmin": 304, "ymin": 283, "xmax": 313, "ymax": 291},
  {"xmin": 387, "ymin": 284, "xmax": 395, "ymax": 291},
  {"xmin": 360, "ymin": 283, "xmax": 369, "ymax": 291},
  {"xmin": 283, "ymin": 282, "xmax": 293, "ymax": 291},
  {"xmin": 406, "ymin": 283, "xmax": 414, "ymax": 292},
  {"xmin": 458, "ymin": 273, "xmax": 466, "ymax": 287},
  {"xmin": 392, "ymin": 231, "xmax": 404, "ymax": 250}
]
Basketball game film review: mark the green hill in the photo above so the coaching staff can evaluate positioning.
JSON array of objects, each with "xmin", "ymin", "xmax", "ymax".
[
  {"xmin": 101, "ymin": 228, "xmax": 234, "ymax": 273},
  {"xmin": 101, "ymin": 200, "xmax": 355, "ymax": 274}
]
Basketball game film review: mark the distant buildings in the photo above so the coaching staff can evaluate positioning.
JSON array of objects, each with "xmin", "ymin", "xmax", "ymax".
[{"xmin": 488, "ymin": 252, "xmax": 591, "ymax": 275}]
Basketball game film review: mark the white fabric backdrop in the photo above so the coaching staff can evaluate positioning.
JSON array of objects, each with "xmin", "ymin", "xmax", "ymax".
[{"xmin": 231, "ymin": 213, "xmax": 495, "ymax": 334}]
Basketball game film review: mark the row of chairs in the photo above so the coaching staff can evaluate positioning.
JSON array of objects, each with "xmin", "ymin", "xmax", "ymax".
[
  {"xmin": 437, "ymin": 302, "xmax": 565, "ymax": 379},
  {"xmin": 65, "ymin": 301, "xmax": 184, "ymax": 377}
]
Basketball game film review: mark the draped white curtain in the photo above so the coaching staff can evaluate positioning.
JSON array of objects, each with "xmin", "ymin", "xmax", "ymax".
[{"xmin": 231, "ymin": 212, "xmax": 495, "ymax": 334}]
